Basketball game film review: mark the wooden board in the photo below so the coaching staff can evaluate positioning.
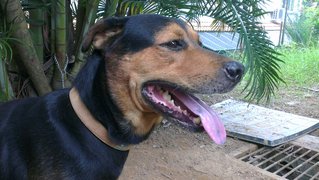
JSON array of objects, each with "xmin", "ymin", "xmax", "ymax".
[{"xmin": 212, "ymin": 99, "xmax": 319, "ymax": 146}]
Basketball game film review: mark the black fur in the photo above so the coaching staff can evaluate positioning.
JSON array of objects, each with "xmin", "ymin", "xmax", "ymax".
[
  {"xmin": 0, "ymin": 52, "xmax": 129, "ymax": 179},
  {"xmin": 107, "ymin": 14, "xmax": 174, "ymax": 53},
  {"xmin": 0, "ymin": 14, "xmax": 186, "ymax": 179}
]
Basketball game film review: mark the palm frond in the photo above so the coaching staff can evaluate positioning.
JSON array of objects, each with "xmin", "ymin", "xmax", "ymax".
[
  {"xmin": 142, "ymin": 0, "xmax": 206, "ymax": 21},
  {"xmin": 98, "ymin": 0, "xmax": 145, "ymax": 17},
  {"xmin": 205, "ymin": 0, "xmax": 284, "ymax": 103},
  {"xmin": 93, "ymin": 0, "xmax": 285, "ymax": 102},
  {"xmin": 98, "ymin": 0, "xmax": 206, "ymax": 21}
]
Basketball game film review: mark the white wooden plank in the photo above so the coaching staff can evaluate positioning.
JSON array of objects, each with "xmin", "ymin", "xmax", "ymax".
[{"xmin": 212, "ymin": 99, "xmax": 319, "ymax": 146}]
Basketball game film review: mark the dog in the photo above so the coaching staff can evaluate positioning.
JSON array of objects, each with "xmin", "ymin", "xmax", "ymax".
[{"xmin": 0, "ymin": 14, "xmax": 244, "ymax": 179}]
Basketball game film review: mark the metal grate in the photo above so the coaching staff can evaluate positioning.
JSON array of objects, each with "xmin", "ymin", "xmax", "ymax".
[{"xmin": 238, "ymin": 144, "xmax": 319, "ymax": 180}]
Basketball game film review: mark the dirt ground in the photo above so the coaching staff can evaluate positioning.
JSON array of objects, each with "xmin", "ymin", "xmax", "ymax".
[{"xmin": 120, "ymin": 85, "xmax": 319, "ymax": 179}]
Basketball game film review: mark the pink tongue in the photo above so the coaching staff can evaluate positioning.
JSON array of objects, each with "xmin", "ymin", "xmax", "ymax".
[{"xmin": 173, "ymin": 91, "xmax": 226, "ymax": 144}]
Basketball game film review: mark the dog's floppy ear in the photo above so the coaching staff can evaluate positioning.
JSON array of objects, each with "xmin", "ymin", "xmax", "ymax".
[{"xmin": 81, "ymin": 17, "xmax": 129, "ymax": 52}]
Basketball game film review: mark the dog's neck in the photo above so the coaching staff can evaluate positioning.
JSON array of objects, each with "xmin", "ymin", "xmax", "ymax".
[{"xmin": 69, "ymin": 87, "xmax": 130, "ymax": 151}]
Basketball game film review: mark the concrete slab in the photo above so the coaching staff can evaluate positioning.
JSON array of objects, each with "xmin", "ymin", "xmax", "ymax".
[{"xmin": 212, "ymin": 99, "xmax": 319, "ymax": 146}]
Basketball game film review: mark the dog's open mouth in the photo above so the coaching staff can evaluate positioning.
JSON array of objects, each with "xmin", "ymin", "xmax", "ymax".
[{"xmin": 142, "ymin": 82, "xmax": 226, "ymax": 144}]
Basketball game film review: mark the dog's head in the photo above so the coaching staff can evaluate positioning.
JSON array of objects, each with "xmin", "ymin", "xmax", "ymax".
[{"xmin": 82, "ymin": 14, "xmax": 244, "ymax": 145}]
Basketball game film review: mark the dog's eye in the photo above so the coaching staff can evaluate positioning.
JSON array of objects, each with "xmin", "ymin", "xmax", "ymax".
[{"xmin": 160, "ymin": 40, "xmax": 186, "ymax": 51}]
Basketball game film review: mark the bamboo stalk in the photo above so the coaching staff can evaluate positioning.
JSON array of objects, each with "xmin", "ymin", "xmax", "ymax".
[
  {"xmin": 52, "ymin": 0, "xmax": 70, "ymax": 89},
  {"xmin": 70, "ymin": 0, "xmax": 99, "ymax": 77},
  {"xmin": 29, "ymin": 3, "xmax": 44, "ymax": 62}
]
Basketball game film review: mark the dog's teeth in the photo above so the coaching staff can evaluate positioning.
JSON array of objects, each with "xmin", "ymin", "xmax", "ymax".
[
  {"xmin": 170, "ymin": 99, "xmax": 174, "ymax": 104},
  {"xmin": 163, "ymin": 91, "xmax": 171, "ymax": 101},
  {"xmin": 193, "ymin": 117, "xmax": 201, "ymax": 124}
]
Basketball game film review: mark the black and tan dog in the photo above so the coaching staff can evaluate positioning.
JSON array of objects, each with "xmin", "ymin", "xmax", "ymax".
[{"xmin": 0, "ymin": 14, "xmax": 244, "ymax": 179}]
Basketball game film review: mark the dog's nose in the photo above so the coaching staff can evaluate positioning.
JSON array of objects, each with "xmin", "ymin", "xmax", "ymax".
[{"xmin": 223, "ymin": 61, "xmax": 244, "ymax": 81}]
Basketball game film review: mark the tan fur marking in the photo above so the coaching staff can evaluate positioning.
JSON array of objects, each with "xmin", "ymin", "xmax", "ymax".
[
  {"xmin": 186, "ymin": 25, "xmax": 200, "ymax": 44},
  {"xmin": 154, "ymin": 23, "xmax": 185, "ymax": 44},
  {"xmin": 93, "ymin": 29, "xmax": 122, "ymax": 49}
]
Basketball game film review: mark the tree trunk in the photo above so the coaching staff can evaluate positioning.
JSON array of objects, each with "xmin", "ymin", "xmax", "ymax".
[{"xmin": 0, "ymin": 0, "xmax": 52, "ymax": 95}]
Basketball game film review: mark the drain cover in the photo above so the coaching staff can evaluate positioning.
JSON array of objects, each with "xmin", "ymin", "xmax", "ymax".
[{"xmin": 238, "ymin": 143, "xmax": 319, "ymax": 180}]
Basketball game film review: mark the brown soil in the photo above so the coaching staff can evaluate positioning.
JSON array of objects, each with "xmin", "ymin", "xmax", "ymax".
[{"xmin": 120, "ymin": 85, "xmax": 319, "ymax": 179}]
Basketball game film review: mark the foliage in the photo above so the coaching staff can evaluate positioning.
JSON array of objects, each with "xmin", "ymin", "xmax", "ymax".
[
  {"xmin": 278, "ymin": 45, "xmax": 319, "ymax": 86},
  {"xmin": 206, "ymin": 0, "xmax": 284, "ymax": 103},
  {"xmin": 286, "ymin": 1, "xmax": 319, "ymax": 46},
  {"xmin": 0, "ymin": 0, "xmax": 285, "ymax": 103},
  {"xmin": 97, "ymin": 0, "xmax": 205, "ymax": 20},
  {"xmin": 304, "ymin": 3, "xmax": 319, "ymax": 38},
  {"xmin": 303, "ymin": 0, "xmax": 319, "ymax": 7},
  {"xmin": 0, "ymin": 6, "xmax": 15, "ymax": 101},
  {"xmin": 0, "ymin": 35, "xmax": 13, "ymax": 101}
]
